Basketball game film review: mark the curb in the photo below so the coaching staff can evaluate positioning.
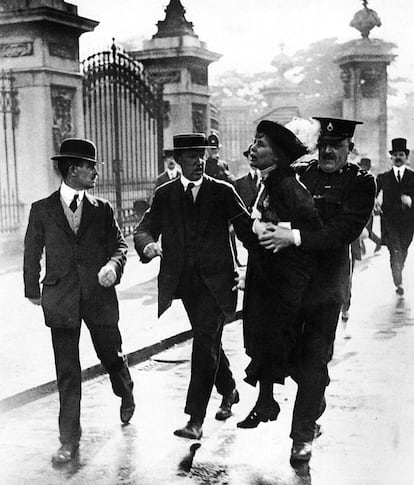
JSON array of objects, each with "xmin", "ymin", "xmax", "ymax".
[{"xmin": 0, "ymin": 310, "xmax": 242, "ymax": 414}]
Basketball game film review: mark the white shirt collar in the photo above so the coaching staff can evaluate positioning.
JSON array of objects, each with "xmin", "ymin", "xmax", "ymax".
[
  {"xmin": 167, "ymin": 167, "xmax": 178, "ymax": 179},
  {"xmin": 60, "ymin": 181, "xmax": 85, "ymax": 206},
  {"xmin": 393, "ymin": 165, "xmax": 406, "ymax": 176},
  {"xmin": 259, "ymin": 164, "xmax": 276, "ymax": 181},
  {"xmin": 249, "ymin": 168, "xmax": 258, "ymax": 179},
  {"xmin": 180, "ymin": 174, "xmax": 203, "ymax": 190}
]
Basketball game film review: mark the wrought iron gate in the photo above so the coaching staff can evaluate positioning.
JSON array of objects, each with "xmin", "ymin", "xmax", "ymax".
[
  {"xmin": 82, "ymin": 42, "xmax": 164, "ymax": 235},
  {"xmin": 0, "ymin": 71, "xmax": 22, "ymax": 234}
]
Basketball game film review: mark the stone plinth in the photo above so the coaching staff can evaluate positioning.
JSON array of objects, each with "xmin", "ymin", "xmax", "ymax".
[
  {"xmin": 335, "ymin": 38, "xmax": 396, "ymax": 173},
  {"xmin": 0, "ymin": 0, "xmax": 98, "ymax": 233}
]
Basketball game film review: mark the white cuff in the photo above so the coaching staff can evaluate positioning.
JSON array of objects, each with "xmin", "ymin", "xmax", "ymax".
[{"xmin": 292, "ymin": 229, "xmax": 301, "ymax": 246}]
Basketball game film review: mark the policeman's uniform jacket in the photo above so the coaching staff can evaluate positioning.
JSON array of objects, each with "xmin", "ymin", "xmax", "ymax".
[
  {"xmin": 134, "ymin": 175, "xmax": 257, "ymax": 317},
  {"xmin": 24, "ymin": 191, "xmax": 127, "ymax": 328},
  {"xmin": 299, "ymin": 161, "xmax": 376, "ymax": 304}
]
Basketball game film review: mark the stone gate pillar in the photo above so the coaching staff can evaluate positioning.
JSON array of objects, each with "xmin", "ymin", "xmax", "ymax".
[
  {"xmin": 0, "ymin": 0, "xmax": 98, "ymax": 227},
  {"xmin": 335, "ymin": 2, "xmax": 396, "ymax": 173}
]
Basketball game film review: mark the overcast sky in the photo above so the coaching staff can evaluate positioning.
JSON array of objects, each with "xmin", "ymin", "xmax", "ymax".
[{"xmin": 73, "ymin": 0, "xmax": 413, "ymax": 90}]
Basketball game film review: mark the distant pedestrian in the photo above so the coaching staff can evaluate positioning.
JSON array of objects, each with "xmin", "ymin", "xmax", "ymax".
[
  {"xmin": 24, "ymin": 138, "xmax": 135, "ymax": 465},
  {"xmin": 155, "ymin": 149, "xmax": 181, "ymax": 188},
  {"xmin": 134, "ymin": 133, "xmax": 257, "ymax": 440},
  {"xmin": 377, "ymin": 138, "xmax": 414, "ymax": 295},
  {"xmin": 234, "ymin": 144, "xmax": 260, "ymax": 213}
]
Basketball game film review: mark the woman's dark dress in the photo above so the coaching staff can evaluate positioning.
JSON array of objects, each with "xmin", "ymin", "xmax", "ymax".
[{"xmin": 243, "ymin": 166, "xmax": 322, "ymax": 386}]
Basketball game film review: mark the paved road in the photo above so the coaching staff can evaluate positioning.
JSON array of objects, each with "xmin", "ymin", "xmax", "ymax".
[{"xmin": 1, "ymin": 241, "xmax": 414, "ymax": 484}]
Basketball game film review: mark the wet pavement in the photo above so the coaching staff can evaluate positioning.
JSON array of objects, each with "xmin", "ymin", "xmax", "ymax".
[{"xmin": 1, "ymin": 239, "xmax": 414, "ymax": 484}]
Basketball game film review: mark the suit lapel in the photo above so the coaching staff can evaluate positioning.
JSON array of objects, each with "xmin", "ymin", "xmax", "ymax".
[
  {"xmin": 170, "ymin": 180, "xmax": 185, "ymax": 247},
  {"xmin": 46, "ymin": 191, "xmax": 75, "ymax": 239},
  {"xmin": 197, "ymin": 176, "xmax": 215, "ymax": 236},
  {"xmin": 77, "ymin": 192, "xmax": 99, "ymax": 239}
]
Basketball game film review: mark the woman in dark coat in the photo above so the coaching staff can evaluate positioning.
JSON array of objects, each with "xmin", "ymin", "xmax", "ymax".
[{"xmin": 237, "ymin": 120, "xmax": 322, "ymax": 428}]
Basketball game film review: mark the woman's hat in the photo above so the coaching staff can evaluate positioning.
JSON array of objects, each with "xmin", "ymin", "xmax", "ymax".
[
  {"xmin": 173, "ymin": 133, "xmax": 213, "ymax": 151},
  {"xmin": 51, "ymin": 138, "xmax": 101, "ymax": 163},
  {"xmin": 389, "ymin": 138, "xmax": 409, "ymax": 155},
  {"xmin": 256, "ymin": 120, "xmax": 307, "ymax": 163}
]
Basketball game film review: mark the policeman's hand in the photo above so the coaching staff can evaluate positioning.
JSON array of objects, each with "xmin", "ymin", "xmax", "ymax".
[
  {"xmin": 232, "ymin": 266, "xmax": 246, "ymax": 291},
  {"xmin": 28, "ymin": 297, "xmax": 41, "ymax": 306},
  {"xmin": 98, "ymin": 263, "xmax": 117, "ymax": 287},
  {"xmin": 373, "ymin": 200, "xmax": 383, "ymax": 215},
  {"xmin": 143, "ymin": 242, "xmax": 163, "ymax": 260},
  {"xmin": 401, "ymin": 194, "xmax": 412, "ymax": 208},
  {"xmin": 258, "ymin": 225, "xmax": 295, "ymax": 253}
]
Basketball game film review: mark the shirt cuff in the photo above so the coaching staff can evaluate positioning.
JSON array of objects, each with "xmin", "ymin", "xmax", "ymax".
[{"xmin": 292, "ymin": 229, "xmax": 301, "ymax": 246}]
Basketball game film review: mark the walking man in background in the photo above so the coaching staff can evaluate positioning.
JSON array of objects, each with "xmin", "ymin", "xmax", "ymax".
[
  {"xmin": 377, "ymin": 138, "xmax": 414, "ymax": 295},
  {"xmin": 134, "ymin": 133, "xmax": 257, "ymax": 440},
  {"xmin": 24, "ymin": 138, "xmax": 135, "ymax": 465},
  {"xmin": 234, "ymin": 144, "xmax": 260, "ymax": 213},
  {"xmin": 154, "ymin": 148, "xmax": 180, "ymax": 188}
]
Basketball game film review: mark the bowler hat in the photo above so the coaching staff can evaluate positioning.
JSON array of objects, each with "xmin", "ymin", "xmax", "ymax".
[
  {"xmin": 389, "ymin": 138, "xmax": 409, "ymax": 155},
  {"xmin": 163, "ymin": 148, "xmax": 174, "ymax": 158},
  {"xmin": 256, "ymin": 120, "xmax": 307, "ymax": 163},
  {"xmin": 207, "ymin": 133, "xmax": 221, "ymax": 148},
  {"xmin": 51, "ymin": 138, "xmax": 101, "ymax": 163},
  {"xmin": 359, "ymin": 157, "xmax": 371, "ymax": 170},
  {"xmin": 173, "ymin": 133, "xmax": 212, "ymax": 151},
  {"xmin": 313, "ymin": 117, "xmax": 362, "ymax": 144}
]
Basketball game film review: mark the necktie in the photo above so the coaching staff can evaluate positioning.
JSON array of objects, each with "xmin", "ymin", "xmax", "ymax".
[
  {"xmin": 397, "ymin": 170, "xmax": 401, "ymax": 183},
  {"xmin": 186, "ymin": 183, "xmax": 195, "ymax": 204},
  {"xmin": 252, "ymin": 173, "xmax": 258, "ymax": 186},
  {"xmin": 69, "ymin": 193, "xmax": 79, "ymax": 212}
]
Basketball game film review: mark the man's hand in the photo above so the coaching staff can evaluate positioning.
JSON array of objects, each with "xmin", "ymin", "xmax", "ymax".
[
  {"xmin": 28, "ymin": 297, "xmax": 41, "ymax": 306},
  {"xmin": 98, "ymin": 264, "xmax": 117, "ymax": 287},
  {"xmin": 401, "ymin": 194, "xmax": 412, "ymax": 208},
  {"xmin": 143, "ymin": 242, "xmax": 163, "ymax": 260},
  {"xmin": 258, "ymin": 224, "xmax": 295, "ymax": 253}
]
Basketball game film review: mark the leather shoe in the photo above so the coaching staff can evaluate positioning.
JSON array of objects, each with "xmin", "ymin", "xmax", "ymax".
[
  {"xmin": 215, "ymin": 388, "xmax": 240, "ymax": 420},
  {"xmin": 174, "ymin": 419, "xmax": 203, "ymax": 440},
  {"xmin": 52, "ymin": 443, "xmax": 79, "ymax": 465},
  {"xmin": 237, "ymin": 400, "xmax": 280, "ymax": 429},
  {"xmin": 396, "ymin": 286, "xmax": 404, "ymax": 296},
  {"xmin": 120, "ymin": 393, "xmax": 135, "ymax": 424},
  {"xmin": 290, "ymin": 441, "xmax": 312, "ymax": 462}
]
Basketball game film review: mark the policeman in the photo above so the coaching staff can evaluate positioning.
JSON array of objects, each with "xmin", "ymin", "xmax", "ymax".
[
  {"xmin": 204, "ymin": 133, "xmax": 235, "ymax": 184},
  {"xmin": 257, "ymin": 117, "xmax": 376, "ymax": 462}
]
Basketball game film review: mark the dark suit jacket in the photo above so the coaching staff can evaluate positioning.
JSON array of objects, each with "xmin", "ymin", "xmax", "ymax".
[
  {"xmin": 155, "ymin": 171, "xmax": 179, "ymax": 189},
  {"xmin": 377, "ymin": 168, "xmax": 414, "ymax": 234},
  {"xmin": 24, "ymin": 191, "xmax": 127, "ymax": 328},
  {"xmin": 134, "ymin": 176, "xmax": 257, "ymax": 317},
  {"xmin": 234, "ymin": 173, "xmax": 259, "ymax": 212}
]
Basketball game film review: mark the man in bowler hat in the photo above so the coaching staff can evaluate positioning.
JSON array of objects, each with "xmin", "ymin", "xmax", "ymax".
[
  {"xmin": 24, "ymin": 138, "xmax": 135, "ymax": 464},
  {"xmin": 155, "ymin": 149, "xmax": 180, "ymax": 188},
  {"xmin": 257, "ymin": 118, "xmax": 376, "ymax": 461},
  {"xmin": 134, "ymin": 133, "xmax": 257, "ymax": 439},
  {"xmin": 376, "ymin": 138, "xmax": 414, "ymax": 295}
]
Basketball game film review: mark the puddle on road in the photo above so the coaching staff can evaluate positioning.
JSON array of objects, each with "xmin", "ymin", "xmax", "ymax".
[{"xmin": 373, "ymin": 298, "xmax": 414, "ymax": 340}]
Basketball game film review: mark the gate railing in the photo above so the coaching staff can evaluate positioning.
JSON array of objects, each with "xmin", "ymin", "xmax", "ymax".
[
  {"xmin": 0, "ymin": 70, "xmax": 22, "ymax": 234},
  {"xmin": 82, "ymin": 41, "xmax": 164, "ymax": 236}
]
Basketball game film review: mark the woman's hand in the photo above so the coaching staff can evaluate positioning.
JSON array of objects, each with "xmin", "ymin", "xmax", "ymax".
[{"xmin": 258, "ymin": 225, "xmax": 295, "ymax": 253}]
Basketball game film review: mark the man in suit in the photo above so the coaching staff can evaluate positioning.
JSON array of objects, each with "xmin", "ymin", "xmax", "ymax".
[
  {"xmin": 154, "ymin": 149, "xmax": 180, "ymax": 188},
  {"xmin": 234, "ymin": 144, "xmax": 260, "ymax": 213},
  {"xmin": 24, "ymin": 138, "xmax": 135, "ymax": 464},
  {"xmin": 258, "ymin": 118, "xmax": 376, "ymax": 462},
  {"xmin": 134, "ymin": 133, "xmax": 257, "ymax": 440},
  {"xmin": 377, "ymin": 138, "xmax": 414, "ymax": 295}
]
